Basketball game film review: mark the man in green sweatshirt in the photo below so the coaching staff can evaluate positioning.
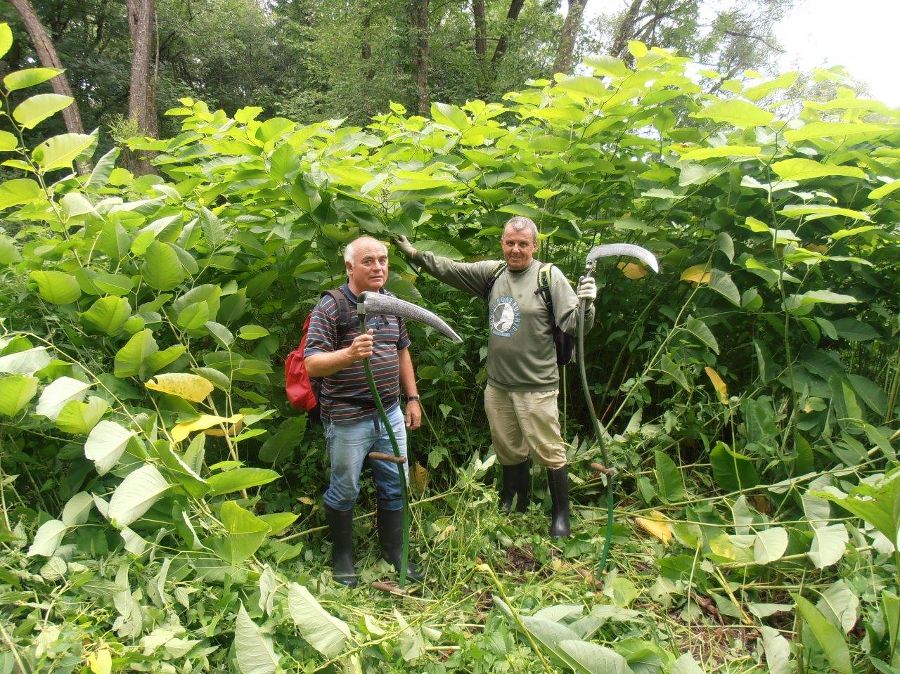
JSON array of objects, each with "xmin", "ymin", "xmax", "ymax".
[{"xmin": 394, "ymin": 216, "xmax": 596, "ymax": 537}]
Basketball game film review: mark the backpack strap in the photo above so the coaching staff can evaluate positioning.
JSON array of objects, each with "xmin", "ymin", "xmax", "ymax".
[
  {"xmin": 538, "ymin": 263, "xmax": 555, "ymax": 321},
  {"xmin": 323, "ymin": 288, "xmax": 354, "ymax": 337},
  {"xmin": 484, "ymin": 262, "xmax": 508, "ymax": 301}
]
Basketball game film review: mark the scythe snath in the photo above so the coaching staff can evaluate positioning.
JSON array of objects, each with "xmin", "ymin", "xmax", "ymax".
[
  {"xmin": 357, "ymin": 291, "xmax": 462, "ymax": 586},
  {"xmin": 577, "ymin": 244, "xmax": 659, "ymax": 578}
]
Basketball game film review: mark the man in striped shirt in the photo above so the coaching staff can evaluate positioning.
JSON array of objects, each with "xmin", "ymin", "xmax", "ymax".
[{"xmin": 305, "ymin": 236, "xmax": 423, "ymax": 587}]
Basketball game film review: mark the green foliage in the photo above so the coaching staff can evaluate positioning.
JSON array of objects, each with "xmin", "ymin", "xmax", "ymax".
[{"xmin": 0, "ymin": 23, "xmax": 897, "ymax": 674}]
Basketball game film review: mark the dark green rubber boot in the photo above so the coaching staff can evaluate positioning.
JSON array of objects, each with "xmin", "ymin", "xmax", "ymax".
[
  {"xmin": 377, "ymin": 507, "xmax": 424, "ymax": 583},
  {"xmin": 547, "ymin": 466, "xmax": 571, "ymax": 538},
  {"xmin": 499, "ymin": 459, "xmax": 530, "ymax": 513},
  {"xmin": 324, "ymin": 505, "xmax": 358, "ymax": 587}
]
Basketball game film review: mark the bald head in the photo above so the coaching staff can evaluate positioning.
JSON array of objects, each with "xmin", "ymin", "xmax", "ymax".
[
  {"xmin": 344, "ymin": 236, "xmax": 387, "ymax": 264},
  {"xmin": 345, "ymin": 236, "xmax": 389, "ymax": 294}
]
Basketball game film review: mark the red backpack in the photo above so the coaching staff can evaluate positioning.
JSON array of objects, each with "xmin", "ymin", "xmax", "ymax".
[{"xmin": 285, "ymin": 289, "xmax": 353, "ymax": 413}]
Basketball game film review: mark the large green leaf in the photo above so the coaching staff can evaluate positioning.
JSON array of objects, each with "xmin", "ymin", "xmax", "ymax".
[
  {"xmin": 778, "ymin": 204, "xmax": 871, "ymax": 221},
  {"xmin": 684, "ymin": 316, "xmax": 719, "ymax": 354},
  {"xmin": 3, "ymin": 67, "xmax": 62, "ymax": 92},
  {"xmin": 680, "ymin": 145, "xmax": 760, "ymax": 161},
  {"xmin": 61, "ymin": 492, "xmax": 94, "ymax": 526},
  {"xmin": 84, "ymin": 420, "xmax": 137, "ymax": 475},
  {"xmin": 0, "ymin": 347, "xmax": 51, "ymax": 375},
  {"xmin": 108, "ymin": 463, "xmax": 170, "ymax": 527},
  {"xmin": 753, "ymin": 527, "xmax": 788, "ymax": 564},
  {"xmin": 691, "ymin": 99, "xmax": 773, "ymax": 128},
  {"xmin": 817, "ymin": 580, "xmax": 859, "ymax": 634},
  {"xmin": 771, "ymin": 158, "xmax": 865, "ymax": 181},
  {"xmin": 12, "ymin": 93, "xmax": 74, "ymax": 129},
  {"xmin": 206, "ymin": 468, "xmax": 280, "ymax": 496},
  {"xmin": 0, "ymin": 178, "xmax": 43, "ymax": 208},
  {"xmin": 759, "ymin": 626, "xmax": 791, "ymax": 674},
  {"xmin": 0, "ymin": 23, "xmax": 12, "ymax": 59},
  {"xmin": 35, "ymin": 376, "xmax": 91, "ymax": 421},
  {"xmin": 141, "ymin": 241, "xmax": 186, "ymax": 291},
  {"xmin": 80, "ymin": 296, "xmax": 132, "ymax": 336},
  {"xmin": 0, "ymin": 233, "xmax": 22, "ymax": 264},
  {"xmin": 258, "ymin": 416, "xmax": 306, "ymax": 464},
  {"xmin": 234, "ymin": 603, "xmax": 279, "ymax": 674},
  {"xmin": 814, "ymin": 470, "xmax": 900, "ymax": 549},
  {"xmin": 85, "ymin": 147, "xmax": 121, "ymax": 189},
  {"xmin": 518, "ymin": 615, "xmax": 584, "ymax": 671},
  {"xmin": 0, "ymin": 130, "xmax": 18, "ymax": 152},
  {"xmin": 114, "ymin": 329, "xmax": 158, "ymax": 378},
  {"xmin": 792, "ymin": 594, "xmax": 852, "ymax": 674},
  {"xmin": 55, "ymin": 396, "xmax": 109, "ymax": 435},
  {"xmin": 286, "ymin": 582, "xmax": 352, "ymax": 658},
  {"xmin": 708, "ymin": 270, "xmax": 740, "ymax": 306},
  {"xmin": 807, "ymin": 524, "xmax": 849, "ymax": 569},
  {"xmin": 557, "ymin": 640, "xmax": 634, "ymax": 674},
  {"xmin": 30, "ymin": 270, "xmax": 81, "ymax": 304},
  {"xmin": 654, "ymin": 450, "xmax": 685, "ymax": 502},
  {"xmin": 212, "ymin": 501, "xmax": 270, "ymax": 565},
  {"xmin": 26, "ymin": 519, "xmax": 68, "ymax": 557},
  {"xmin": 783, "ymin": 290, "xmax": 858, "ymax": 314},
  {"xmin": 33, "ymin": 133, "xmax": 95, "ymax": 171},
  {"xmin": 709, "ymin": 442, "xmax": 759, "ymax": 492},
  {"xmin": 0, "ymin": 374, "xmax": 38, "ymax": 417}
]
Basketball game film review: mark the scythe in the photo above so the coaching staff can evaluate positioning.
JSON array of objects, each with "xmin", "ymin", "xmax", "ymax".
[{"xmin": 357, "ymin": 291, "xmax": 462, "ymax": 586}]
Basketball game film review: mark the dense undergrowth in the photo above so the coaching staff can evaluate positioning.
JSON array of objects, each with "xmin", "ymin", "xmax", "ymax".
[{"xmin": 0, "ymin": 22, "xmax": 898, "ymax": 673}]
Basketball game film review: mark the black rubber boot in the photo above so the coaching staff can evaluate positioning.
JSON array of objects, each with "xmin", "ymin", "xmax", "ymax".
[
  {"xmin": 499, "ymin": 460, "xmax": 530, "ymax": 513},
  {"xmin": 377, "ymin": 507, "xmax": 424, "ymax": 582},
  {"xmin": 324, "ymin": 506, "xmax": 358, "ymax": 587},
  {"xmin": 547, "ymin": 466, "xmax": 571, "ymax": 538}
]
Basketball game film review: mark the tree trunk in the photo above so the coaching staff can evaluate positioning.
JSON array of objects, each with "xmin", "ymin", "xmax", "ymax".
[
  {"xmin": 410, "ymin": 0, "xmax": 430, "ymax": 116},
  {"xmin": 552, "ymin": 0, "xmax": 589, "ymax": 75},
  {"xmin": 492, "ymin": 0, "xmax": 525, "ymax": 64},
  {"xmin": 472, "ymin": 0, "xmax": 487, "ymax": 58},
  {"xmin": 7, "ymin": 0, "xmax": 86, "ymax": 137},
  {"xmin": 610, "ymin": 0, "xmax": 644, "ymax": 62},
  {"xmin": 126, "ymin": 0, "xmax": 157, "ymax": 174}
]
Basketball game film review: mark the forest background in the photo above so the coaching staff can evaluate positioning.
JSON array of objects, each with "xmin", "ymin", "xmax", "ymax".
[{"xmin": 0, "ymin": 1, "xmax": 897, "ymax": 673}]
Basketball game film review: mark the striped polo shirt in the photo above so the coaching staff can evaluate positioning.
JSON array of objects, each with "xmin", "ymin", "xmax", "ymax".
[{"xmin": 304, "ymin": 284, "xmax": 410, "ymax": 423}]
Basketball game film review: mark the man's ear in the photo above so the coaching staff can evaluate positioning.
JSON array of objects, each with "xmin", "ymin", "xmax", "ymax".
[{"xmin": 345, "ymin": 260, "xmax": 353, "ymax": 274}]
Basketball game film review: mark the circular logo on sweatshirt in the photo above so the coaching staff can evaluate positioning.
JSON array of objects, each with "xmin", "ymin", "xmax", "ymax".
[{"xmin": 490, "ymin": 295, "xmax": 521, "ymax": 337}]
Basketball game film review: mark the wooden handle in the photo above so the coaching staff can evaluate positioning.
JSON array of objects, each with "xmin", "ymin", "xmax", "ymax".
[
  {"xmin": 590, "ymin": 462, "xmax": 616, "ymax": 477},
  {"xmin": 368, "ymin": 452, "xmax": 406, "ymax": 464}
]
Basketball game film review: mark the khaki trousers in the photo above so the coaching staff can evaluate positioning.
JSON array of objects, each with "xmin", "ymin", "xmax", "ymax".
[{"xmin": 484, "ymin": 384, "xmax": 567, "ymax": 469}]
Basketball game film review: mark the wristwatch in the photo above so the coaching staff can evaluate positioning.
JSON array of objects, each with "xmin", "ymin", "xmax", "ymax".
[{"xmin": 405, "ymin": 395, "xmax": 420, "ymax": 402}]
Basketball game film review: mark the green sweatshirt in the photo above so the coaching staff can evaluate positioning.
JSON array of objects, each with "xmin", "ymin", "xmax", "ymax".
[{"xmin": 411, "ymin": 251, "xmax": 596, "ymax": 392}]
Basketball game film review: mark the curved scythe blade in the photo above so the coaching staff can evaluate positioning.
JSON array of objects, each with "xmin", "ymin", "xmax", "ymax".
[
  {"xmin": 586, "ymin": 243, "xmax": 660, "ymax": 273},
  {"xmin": 358, "ymin": 292, "xmax": 463, "ymax": 343}
]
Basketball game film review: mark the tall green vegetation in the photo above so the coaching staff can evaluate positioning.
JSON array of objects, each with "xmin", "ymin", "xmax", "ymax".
[{"xmin": 0, "ymin": 21, "xmax": 897, "ymax": 673}]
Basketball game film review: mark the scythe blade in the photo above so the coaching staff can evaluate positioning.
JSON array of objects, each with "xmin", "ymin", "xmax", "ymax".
[
  {"xmin": 586, "ymin": 243, "xmax": 660, "ymax": 273},
  {"xmin": 358, "ymin": 291, "xmax": 463, "ymax": 343}
]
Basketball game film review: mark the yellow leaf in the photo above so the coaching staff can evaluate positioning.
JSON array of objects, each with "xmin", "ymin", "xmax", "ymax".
[
  {"xmin": 410, "ymin": 461, "xmax": 428, "ymax": 494},
  {"xmin": 87, "ymin": 646, "xmax": 112, "ymax": 674},
  {"xmin": 704, "ymin": 367, "xmax": 729, "ymax": 404},
  {"xmin": 171, "ymin": 413, "xmax": 243, "ymax": 442},
  {"xmin": 145, "ymin": 373, "xmax": 214, "ymax": 402},
  {"xmin": 618, "ymin": 262, "xmax": 648, "ymax": 279},
  {"xmin": 680, "ymin": 264, "xmax": 711, "ymax": 284},
  {"xmin": 203, "ymin": 418, "xmax": 244, "ymax": 437},
  {"xmin": 634, "ymin": 511, "xmax": 672, "ymax": 544},
  {"xmin": 298, "ymin": 496, "xmax": 315, "ymax": 505}
]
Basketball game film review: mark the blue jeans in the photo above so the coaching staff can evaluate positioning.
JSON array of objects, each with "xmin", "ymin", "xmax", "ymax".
[{"xmin": 323, "ymin": 403, "xmax": 408, "ymax": 512}]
